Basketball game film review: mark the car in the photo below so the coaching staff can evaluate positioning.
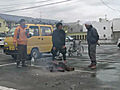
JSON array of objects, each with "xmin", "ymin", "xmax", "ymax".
[
  {"xmin": 117, "ymin": 38, "xmax": 120, "ymax": 48},
  {"xmin": 66, "ymin": 36, "xmax": 74, "ymax": 47},
  {"xmin": 0, "ymin": 33, "xmax": 6, "ymax": 47},
  {"xmin": 4, "ymin": 24, "xmax": 53, "ymax": 60},
  {"xmin": 66, "ymin": 36, "xmax": 74, "ymax": 42}
]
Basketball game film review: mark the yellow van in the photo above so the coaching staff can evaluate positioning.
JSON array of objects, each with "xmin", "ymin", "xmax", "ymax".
[{"xmin": 4, "ymin": 24, "xmax": 53, "ymax": 60}]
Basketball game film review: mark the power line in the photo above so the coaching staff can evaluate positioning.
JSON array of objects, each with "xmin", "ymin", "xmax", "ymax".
[
  {"xmin": 4, "ymin": 0, "xmax": 78, "ymax": 18},
  {"xmin": 0, "ymin": 0, "xmax": 53, "ymax": 10},
  {"xmin": 0, "ymin": 0, "xmax": 52, "ymax": 6},
  {"xmin": 3, "ymin": 0, "xmax": 72, "ymax": 13},
  {"xmin": 100, "ymin": 0, "xmax": 120, "ymax": 13}
]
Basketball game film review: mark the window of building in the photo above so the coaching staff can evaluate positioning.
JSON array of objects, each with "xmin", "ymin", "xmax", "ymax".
[
  {"xmin": 82, "ymin": 35, "xmax": 84, "ymax": 40},
  {"xmin": 77, "ymin": 35, "xmax": 79, "ymax": 40},
  {"xmin": 75, "ymin": 35, "xmax": 77, "ymax": 40},
  {"xmin": 111, "ymin": 34, "xmax": 113, "ymax": 37},
  {"xmin": 111, "ymin": 26, "xmax": 113, "ymax": 30},
  {"xmin": 103, "ymin": 27, "xmax": 106, "ymax": 30},
  {"xmin": 103, "ymin": 34, "xmax": 106, "ymax": 37},
  {"xmin": 80, "ymin": 35, "xmax": 81, "ymax": 40}
]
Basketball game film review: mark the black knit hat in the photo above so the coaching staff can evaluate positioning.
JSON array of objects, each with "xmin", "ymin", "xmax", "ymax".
[
  {"xmin": 56, "ymin": 22, "xmax": 63, "ymax": 28},
  {"xmin": 19, "ymin": 19, "xmax": 25, "ymax": 23}
]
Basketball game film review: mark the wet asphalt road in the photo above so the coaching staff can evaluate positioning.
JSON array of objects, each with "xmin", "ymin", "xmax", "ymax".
[{"xmin": 0, "ymin": 45, "xmax": 120, "ymax": 90}]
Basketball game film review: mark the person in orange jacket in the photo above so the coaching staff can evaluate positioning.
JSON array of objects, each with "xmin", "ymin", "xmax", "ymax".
[{"xmin": 13, "ymin": 19, "xmax": 29, "ymax": 68}]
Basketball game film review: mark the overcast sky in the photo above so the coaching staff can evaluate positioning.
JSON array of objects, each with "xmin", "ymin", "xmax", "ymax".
[{"xmin": 0, "ymin": 0, "xmax": 120, "ymax": 22}]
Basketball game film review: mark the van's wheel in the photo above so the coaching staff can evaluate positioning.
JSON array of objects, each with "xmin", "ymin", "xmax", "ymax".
[{"xmin": 31, "ymin": 49, "xmax": 40, "ymax": 59}]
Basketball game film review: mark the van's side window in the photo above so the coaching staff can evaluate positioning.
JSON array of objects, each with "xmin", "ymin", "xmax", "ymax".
[
  {"xmin": 29, "ymin": 26, "xmax": 39, "ymax": 36},
  {"xmin": 40, "ymin": 26, "xmax": 52, "ymax": 36}
]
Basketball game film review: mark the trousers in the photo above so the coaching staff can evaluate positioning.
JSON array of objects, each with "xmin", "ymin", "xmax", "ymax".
[
  {"xmin": 52, "ymin": 47, "xmax": 66, "ymax": 61},
  {"xmin": 88, "ymin": 44, "xmax": 97, "ymax": 65},
  {"xmin": 17, "ymin": 44, "xmax": 27, "ymax": 64}
]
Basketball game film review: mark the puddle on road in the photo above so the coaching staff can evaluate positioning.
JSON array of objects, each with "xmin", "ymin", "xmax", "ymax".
[
  {"xmin": 96, "ymin": 63, "xmax": 120, "ymax": 82},
  {"xmin": 97, "ymin": 69, "xmax": 119, "ymax": 82}
]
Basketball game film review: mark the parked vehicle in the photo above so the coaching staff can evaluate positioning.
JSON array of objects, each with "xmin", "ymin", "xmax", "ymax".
[
  {"xmin": 65, "ymin": 36, "xmax": 74, "ymax": 54},
  {"xmin": 0, "ymin": 33, "xmax": 6, "ymax": 47},
  {"xmin": 117, "ymin": 38, "xmax": 120, "ymax": 48},
  {"xmin": 66, "ymin": 36, "xmax": 74, "ymax": 42},
  {"xmin": 67, "ymin": 40, "xmax": 84, "ymax": 56},
  {"xmin": 4, "ymin": 24, "xmax": 53, "ymax": 60}
]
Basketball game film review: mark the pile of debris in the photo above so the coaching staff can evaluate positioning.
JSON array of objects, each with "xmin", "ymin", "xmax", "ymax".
[{"xmin": 48, "ymin": 56, "xmax": 75, "ymax": 72}]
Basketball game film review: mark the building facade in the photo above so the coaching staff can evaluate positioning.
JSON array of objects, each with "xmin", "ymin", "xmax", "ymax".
[
  {"xmin": 0, "ymin": 18, "xmax": 9, "ymax": 33},
  {"xmin": 65, "ymin": 22, "xmax": 87, "ymax": 40},
  {"xmin": 112, "ymin": 18, "xmax": 120, "ymax": 42},
  {"xmin": 83, "ymin": 18, "xmax": 113, "ymax": 40},
  {"xmin": 0, "ymin": 13, "xmax": 59, "ymax": 33},
  {"xmin": 67, "ymin": 32, "xmax": 87, "ymax": 40}
]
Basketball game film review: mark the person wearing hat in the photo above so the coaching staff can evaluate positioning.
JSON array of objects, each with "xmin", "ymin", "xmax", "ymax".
[
  {"xmin": 85, "ymin": 21, "xmax": 99, "ymax": 69},
  {"xmin": 13, "ymin": 19, "xmax": 29, "ymax": 68},
  {"xmin": 52, "ymin": 22, "xmax": 66, "ymax": 64}
]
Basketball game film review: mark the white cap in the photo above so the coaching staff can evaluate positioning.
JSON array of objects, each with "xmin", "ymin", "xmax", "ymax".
[{"xmin": 84, "ymin": 21, "xmax": 92, "ymax": 25}]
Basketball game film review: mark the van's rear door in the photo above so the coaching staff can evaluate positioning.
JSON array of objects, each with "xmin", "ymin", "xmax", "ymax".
[{"xmin": 39, "ymin": 25, "xmax": 53, "ymax": 52}]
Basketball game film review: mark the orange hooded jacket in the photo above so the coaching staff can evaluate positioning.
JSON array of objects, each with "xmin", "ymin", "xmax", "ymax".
[{"xmin": 13, "ymin": 25, "xmax": 28, "ymax": 45}]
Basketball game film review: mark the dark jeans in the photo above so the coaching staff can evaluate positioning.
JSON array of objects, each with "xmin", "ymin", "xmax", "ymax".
[
  {"xmin": 17, "ymin": 44, "xmax": 27, "ymax": 65},
  {"xmin": 52, "ymin": 47, "xmax": 66, "ymax": 61},
  {"xmin": 88, "ymin": 44, "xmax": 97, "ymax": 65}
]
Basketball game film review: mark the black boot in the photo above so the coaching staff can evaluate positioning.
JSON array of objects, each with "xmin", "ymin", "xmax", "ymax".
[{"xmin": 17, "ymin": 61, "xmax": 21, "ymax": 68}]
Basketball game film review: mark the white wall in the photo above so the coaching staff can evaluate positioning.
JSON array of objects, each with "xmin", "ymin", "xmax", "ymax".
[
  {"xmin": 0, "ymin": 18, "xmax": 9, "ymax": 33},
  {"xmin": 92, "ymin": 21, "xmax": 112, "ymax": 39},
  {"xmin": 112, "ymin": 18, "xmax": 120, "ymax": 31},
  {"xmin": 83, "ymin": 19, "xmax": 113, "ymax": 40}
]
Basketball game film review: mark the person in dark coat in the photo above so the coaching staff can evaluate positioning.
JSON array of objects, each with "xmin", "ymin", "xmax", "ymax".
[
  {"xmin": 85, "ymin": 21, "xmax": 99, "ymax": 69},
  {"xmin": 52, "ymin": 22, "xmax": 66, "ymax": 64}
]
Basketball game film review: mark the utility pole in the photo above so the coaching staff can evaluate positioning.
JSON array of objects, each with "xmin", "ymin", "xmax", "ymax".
[
  {"xmin": 39, "ymin": 10, "xmax": 42, "ymax": 24},
  {"xmin": 105, "ymin": 14, "xmax": 107, "ymax": 20},
  {"xmin": 40, "ymin": 10, "xmax": 42, "ymax": 18}
]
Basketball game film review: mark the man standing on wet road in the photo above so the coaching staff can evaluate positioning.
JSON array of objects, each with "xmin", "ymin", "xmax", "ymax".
[
  {"xmin": 52, "ymin": 22, "xmax": 66, "ymax": 64},
  {"xmin": 13, "ymin": 19, "xmax": 29, "ymax": 68},
  {"xmin": 85, "ymin": 22, "xmax": 99, "ymax": 69}
]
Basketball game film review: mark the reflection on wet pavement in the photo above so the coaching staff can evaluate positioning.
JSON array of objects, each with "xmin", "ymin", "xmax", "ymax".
[{"xmin": 0, "ymin": 45, "xmax": 120, "ymax": 90}]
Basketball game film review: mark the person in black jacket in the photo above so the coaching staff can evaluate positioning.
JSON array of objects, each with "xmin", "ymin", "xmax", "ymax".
[
  {"xmin": 52, "ymin": 22, "xmax": 66, "ymax": 63},
  {"xmin": 85, "ymin": 22, "xmax": 99, "ymax": 69}
]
